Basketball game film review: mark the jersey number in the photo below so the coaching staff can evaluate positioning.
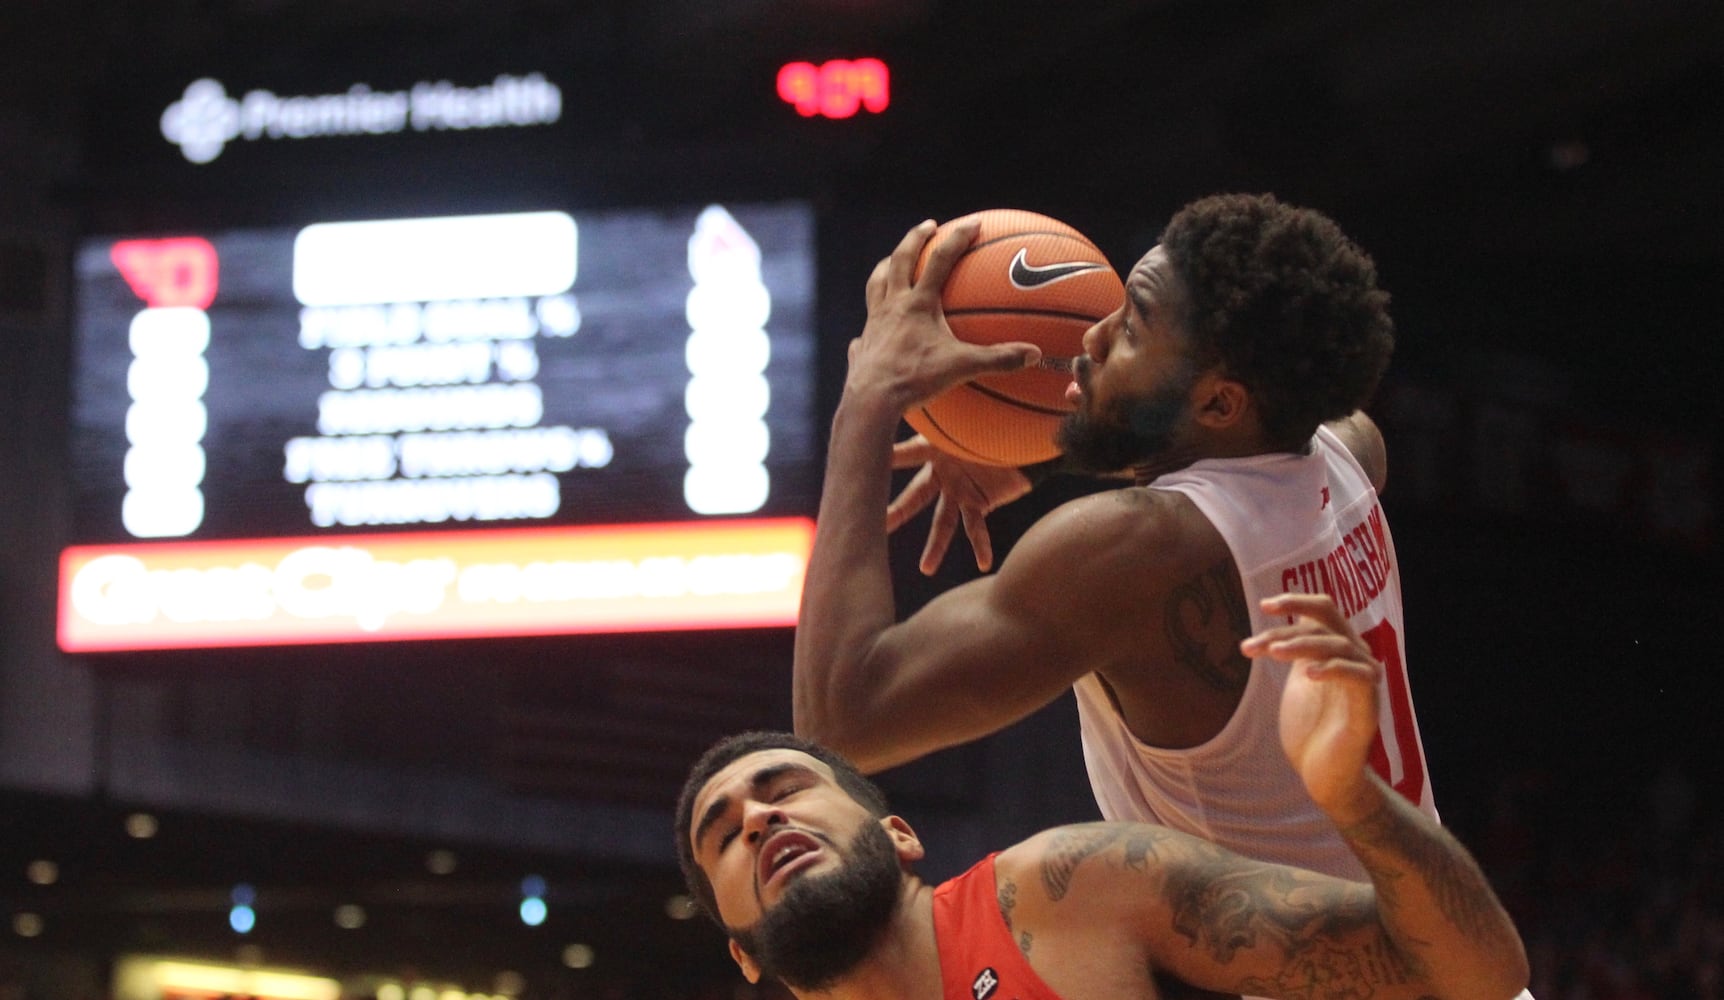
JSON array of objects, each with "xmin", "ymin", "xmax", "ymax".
[{"xmin": 1360, "ymin": 620, "xmax": 1425, "ymax": 804}]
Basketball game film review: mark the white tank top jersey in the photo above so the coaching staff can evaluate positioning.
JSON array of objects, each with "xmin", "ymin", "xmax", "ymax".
[{"xmin": 1072, "ymin": 424, "xmax": 1437, "ymax": 883}]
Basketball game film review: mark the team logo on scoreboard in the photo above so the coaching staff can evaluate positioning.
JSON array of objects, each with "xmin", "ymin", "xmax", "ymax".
[{"xmin": 160, "ymin": 73, "xmax": 563, "ymax": 164}]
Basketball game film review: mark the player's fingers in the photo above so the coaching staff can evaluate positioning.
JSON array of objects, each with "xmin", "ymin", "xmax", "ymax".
[
  {"xmin": 1301, "ymin": 658, "xmax": 1382, "ymax": 683},
  {"xmin": 891, "ymin": 435, "xmax": 935, "ymax": 470},
  {"xmin": 914, "ymin": 219, "xmax": 979, "ymax": 292},
  {"xmin": 884, "ymin": 220, "xmax": 938, "ymax": 290},
  {"xmin": 1258, "ymin": 593, "xmax": 1350, "ymax": 632},
  {"xmin": 865, "ymin": 255, "xmax": 891, "ymax": 309},
  {"xmin": 1255, "ymin": 634, "xmax": 1370, "ymax": 667},
  {"xmin": 953, "ymin": 340, "xmax": 1043, "ymax": 376},
  {"xmin": 886, "ymin": 465, "xmax": 938, "ymax": 533},
  {"xmin": 920, "ymin": 492, "xmax": 960, "ymax": 576},
  {"xmin": 960, "ymin": 506, "xmax": 995, "ymax": 573},
  {"xmin": 1242, "ymin": 622, "xmax": 1368, "ymax": 660}
]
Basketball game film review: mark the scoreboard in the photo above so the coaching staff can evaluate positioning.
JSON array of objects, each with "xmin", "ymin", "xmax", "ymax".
[{"xmin": 60, "ymin": 202, "xmax": 819, "ymax": 651}]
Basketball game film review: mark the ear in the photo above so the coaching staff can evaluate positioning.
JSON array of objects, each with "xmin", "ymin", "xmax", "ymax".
[
  {"xmin": 1190, "ymin": 370, "xmax": 1251, "ymax": 430},
  {"xmin": 728, "ymin": 938, "xmax": 763, "ymax": 984},
  {"xmin": 883, "ymin": 815, "xmax": 926, "ymax": 864}
]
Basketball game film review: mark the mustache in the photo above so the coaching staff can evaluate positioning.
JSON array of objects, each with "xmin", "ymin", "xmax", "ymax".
[{"xmin": 1070, "ymin": 355, "xmax": 1092, "ymax": 389}]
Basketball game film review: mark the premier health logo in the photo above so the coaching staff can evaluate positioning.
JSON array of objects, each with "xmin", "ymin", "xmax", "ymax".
[{"xmin": 160, "ymin": 74, "xmax": 562, "ymax": 164}]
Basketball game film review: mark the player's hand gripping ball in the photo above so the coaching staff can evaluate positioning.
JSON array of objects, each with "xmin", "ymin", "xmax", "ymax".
[{"xmin": 907, "ymin": 209, "xmax": 1124, "ymax": 467}]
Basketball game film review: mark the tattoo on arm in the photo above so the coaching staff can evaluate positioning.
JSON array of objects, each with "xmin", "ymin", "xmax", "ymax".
[
  {"xmin": 997, "ymin": 877, "xmax": 1017, "ymax": 933},
  {"xmin": 1163, "ymin": 558, "xmax": 1253, "ymax": 692},
  {"xmin": 1122, "ymin": 827, "xmax": 1169, "ymax": 873},
  {"xmin": 1162, "ymin": 845, "xmax": 1421, "ymax": 997},
  {"xmin": 1341, "ymin": 797, "xmax": 1504, "ymax": 942},
  {"xmin": 997, "ymin": 875, "xmax": 1035, "ymax": 957},
  {"xmin": 1039, "ymin": 826, "xmax": 1122, "ymax": 901}
]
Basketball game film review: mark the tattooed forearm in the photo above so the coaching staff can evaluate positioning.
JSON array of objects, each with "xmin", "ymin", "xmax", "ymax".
[
  {"xmin": 1165, "ymin": 859, "xmax": 1369, "ymax": 961},
  {"xmin": 1163, "ymin": 558, "xmax": 1252, "ymax": 692},
  {"xmin": 1229, "ymin": 933, "xmax": 1420, "ymax": 999},
  {"xmin": 1039, "ymin": 825, "xmax": 1122, "ymax": 901},
  {"xmin": 1162, "ymin": 849, "xmax": 1419, "ymax": 997},
  {"xmin": 1340, "ymin": 794, "xmax": 1505, "ymax": 942}
]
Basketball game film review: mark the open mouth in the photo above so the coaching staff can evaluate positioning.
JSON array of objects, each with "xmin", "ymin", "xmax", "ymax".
[{"xmin": 758, "ymin": 830, "xmax": 823, "ymax": 889}]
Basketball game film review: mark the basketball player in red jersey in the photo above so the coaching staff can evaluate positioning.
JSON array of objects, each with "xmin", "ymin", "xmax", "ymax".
[
  {"xmin": 797, "ymin": 194, "xmax": 1437, "ymax": 887},
  {"xmin": 683, "ymin": 595, "xmax": 1529, "ymax": 1000}
]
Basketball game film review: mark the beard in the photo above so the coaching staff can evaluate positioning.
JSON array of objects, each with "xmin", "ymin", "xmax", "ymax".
[
  {"xmin": 728, "ymin": 818, "xmax": 903, "ymax": 992},
  {"xmin": 1057, "ymin": 361, "xmax": 1197, "ymax": 474}
]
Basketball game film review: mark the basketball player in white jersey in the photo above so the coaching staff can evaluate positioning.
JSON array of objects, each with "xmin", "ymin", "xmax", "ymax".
[
  {"xmin": 798, "ymin": 193, "xmax": 1431, "ymax": 884},
  {"xmin": 798, "ymin": 194, "xmax": 1542, "ymax": 999}
]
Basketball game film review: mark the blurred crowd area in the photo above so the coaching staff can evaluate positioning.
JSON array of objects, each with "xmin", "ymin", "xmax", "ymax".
[{"xmin": 1480, "ymin": 756, "xmax": 1723, "ymax": 1000}]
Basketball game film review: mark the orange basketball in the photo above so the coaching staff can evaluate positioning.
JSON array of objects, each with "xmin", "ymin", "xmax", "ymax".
[{"xmin": 908, "ymin": 209, "xmax": 1123, "ymax": 467}]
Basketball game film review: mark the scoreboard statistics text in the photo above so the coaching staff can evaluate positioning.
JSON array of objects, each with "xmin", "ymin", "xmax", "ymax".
[{"xmin": 60, "ymin": 202, "xmax": 818, "ymax": 651}]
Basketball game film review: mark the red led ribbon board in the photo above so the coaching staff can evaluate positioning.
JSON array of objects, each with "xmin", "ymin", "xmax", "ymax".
[{"xmin": 58, "ymin": 518, "xmax": 815, "ymax": 651}]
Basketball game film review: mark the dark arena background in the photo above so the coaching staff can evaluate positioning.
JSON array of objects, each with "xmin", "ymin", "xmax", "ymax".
[{"xmin": 2, "ymin": 2, "xmax": 1719, "ymax": 997}]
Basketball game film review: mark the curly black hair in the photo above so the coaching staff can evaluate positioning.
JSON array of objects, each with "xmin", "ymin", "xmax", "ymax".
[
  {"xmin": 1158, "ymin": 193, "xmax": 1395, "ymax": 448},
  {"xmin": 673, "ymin": 731, "xmax": 891, "ymax": 928}
]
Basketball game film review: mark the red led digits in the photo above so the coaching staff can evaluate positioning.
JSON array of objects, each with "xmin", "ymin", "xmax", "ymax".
[
  {"xmin": 777, "ymin": 58, "xmax": 890, "ymax": 119},
  {"xmin": 777, "ymin": 62, "xmax": 820, "ymax": 116},
  {"xmin": 111, "ymin": 237, "xmax": 220, "ymax": 309}
]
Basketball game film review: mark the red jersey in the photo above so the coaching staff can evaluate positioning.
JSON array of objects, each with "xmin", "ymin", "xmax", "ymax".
[{"xmin": 933, "ymin": 853, "xmax": 1063, "ymax": 1000}]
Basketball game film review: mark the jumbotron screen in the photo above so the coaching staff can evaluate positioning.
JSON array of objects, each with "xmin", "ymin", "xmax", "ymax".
[{"xmin": 59, "ymin": 202, "xmax": 819, "ymax": 652}]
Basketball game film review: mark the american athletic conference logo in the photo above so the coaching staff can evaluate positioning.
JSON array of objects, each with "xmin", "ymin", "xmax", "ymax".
[{"xmin": 160, "ymin": 74, "xmax": 563, "ymax": 164}]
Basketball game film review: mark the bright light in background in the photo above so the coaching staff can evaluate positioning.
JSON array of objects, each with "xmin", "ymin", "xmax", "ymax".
[
  {"xmin": 25, "ymin": 860, "xmax": 58, "ymax": 885},
  {"xmin": 561, "ymin": 943, "xmax": 595, "ymax": 969},
  {"xmin": 229, "ymin": 883, "xmax": 256, "ymax": 934},
  {"xmin": 115, "ymin": 959, "xmax": 341, "ymax": 1000},
  {"xmin": 12, "ymin": 913, "xmax": 43, "ymax": 938},
  {"xmin": 664, "ymin": 894, "xmax": 698, "ymax": 920},
  {"xmin": 518, "ymin": 899, "xmax": 547, "ymax": 926},
  {"xmin": 519, "ymin": 874, "xmax": 546, "ymax": 926},
  {"xmin": 333, "ymin": 904, "xmax": 366, "ymax": 929},
  {"xmin": 293, "ymin": 212, "xmax": 577, "ymax": 306},
  {"xmin": 125, "ymin": 813, "xmax": 159, "ymax": 839},
  {"xmin": 426, "ymin": 849, "xmax": 458, "ymax": 874}
]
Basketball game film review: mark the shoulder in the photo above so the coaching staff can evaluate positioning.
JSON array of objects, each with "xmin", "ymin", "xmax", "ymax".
[
  {"xmin": 1323, "ymin": 411, "xmax": 1387, "ymax": 492},
  {"xmin": 994, "ymin": 822, "xmax": 1201, "ymax": 906},
  {"xmin": 1001, "ymin": 485, "xmax": 1221, "ymax": 589},
  {"xmin": 1012, "ymin": 486, "xmax": 1202, "ymax": 565}
]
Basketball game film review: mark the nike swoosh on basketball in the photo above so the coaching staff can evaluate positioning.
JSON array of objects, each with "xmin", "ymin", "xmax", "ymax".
[{"xmin": 1007, "ymin": 248, "xmax": 1108, "ymax": 289}]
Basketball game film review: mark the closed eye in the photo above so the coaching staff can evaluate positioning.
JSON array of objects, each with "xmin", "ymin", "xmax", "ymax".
[{"xmin": 716, "ymin": 786, "xmax": 802, "ymax": 850}]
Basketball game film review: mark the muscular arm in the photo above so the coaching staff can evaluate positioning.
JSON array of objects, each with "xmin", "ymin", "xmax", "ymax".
[
  {"xmin": 999, "ymin": 809, "xmax": 1526, "ymax": 1000},
  {"xmin": 795, "ymin": 415, "xmax": 1147, "ymax": 770},
  {"xmin": 795, "ymin": 220, "xmax": 1116, "ymax": 771}
]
